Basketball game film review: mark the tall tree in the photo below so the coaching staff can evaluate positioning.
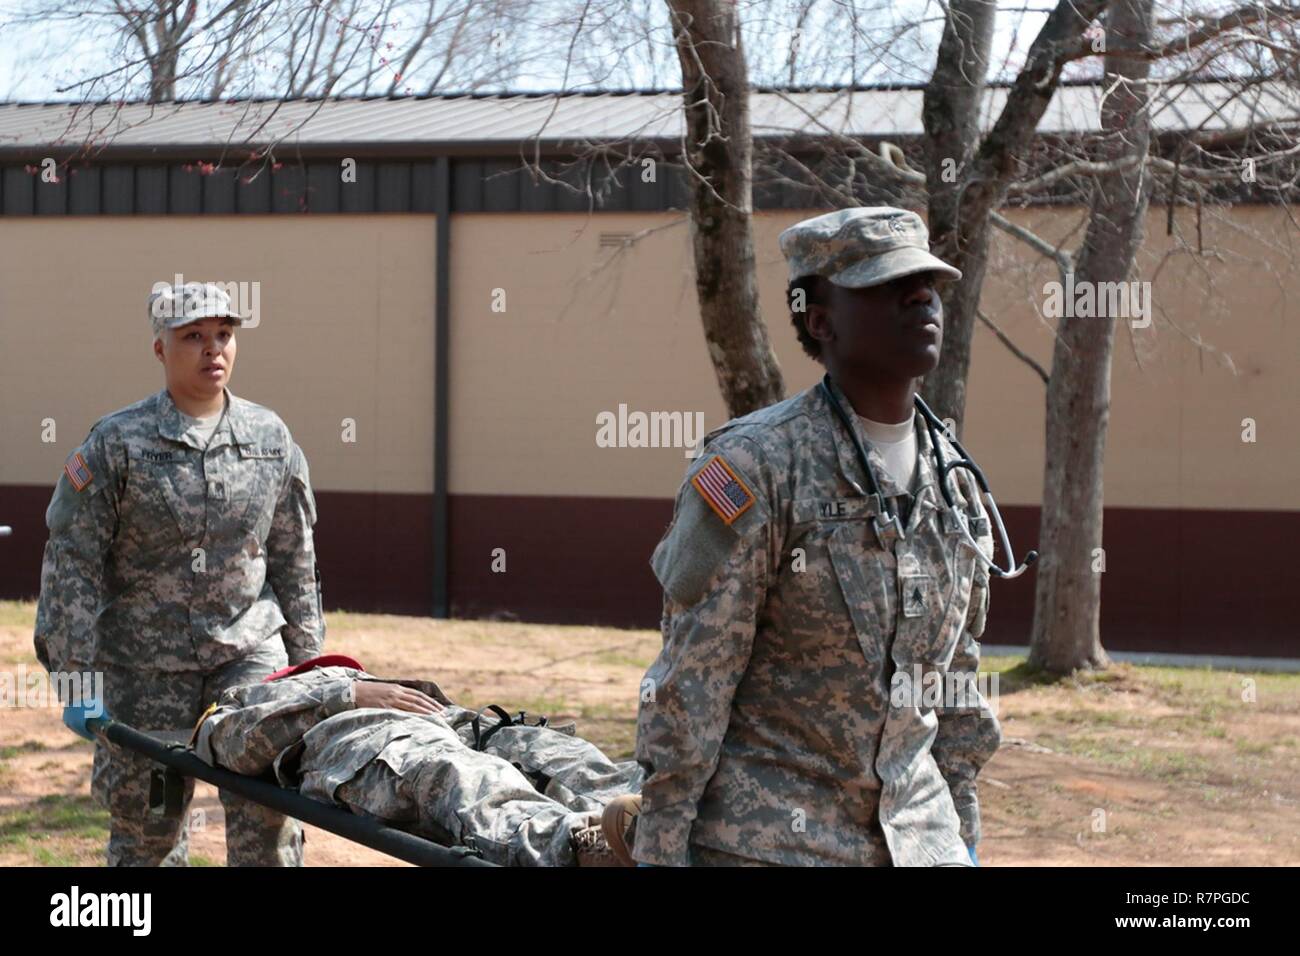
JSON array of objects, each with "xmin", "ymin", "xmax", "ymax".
[
  {"xmin": 1030, "ymin": 0, "xmax": 1152, "ymax": 671},
  {"xmin": 665, "ymin": 0, "xmax": 784, "ymax": 416},
  {"xmin": 921, "ymin": 0, "xmax": 1108, "ymax": 430}
]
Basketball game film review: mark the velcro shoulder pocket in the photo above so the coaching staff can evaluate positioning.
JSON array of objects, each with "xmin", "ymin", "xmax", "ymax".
[
  {"xmin": 46, "ymin": 437, "xmax": 113, "ymax": 532},
  {"xmin": 651, "ymin": 450, "xmax": 768, "ymax": 608}
]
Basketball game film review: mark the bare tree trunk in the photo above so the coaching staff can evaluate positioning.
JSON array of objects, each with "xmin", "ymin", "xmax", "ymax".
[
  {"xmin": 666, "ymin": 0, "xmax": 784, "ymax": 417},
  {"xmin": 146, "ymin": 0, "xmax": 197, "ymax": 102},
  {"xmin": 921, "ymin": 0, "xmax": 996, "ymax": 432},
  {"xmin": 1029, "ymin": 0, "xmax": 1154, "ymax": 673},
  {"xmin": 921, "ymin": 0, "xmax": 1107, "ymax": 431}
]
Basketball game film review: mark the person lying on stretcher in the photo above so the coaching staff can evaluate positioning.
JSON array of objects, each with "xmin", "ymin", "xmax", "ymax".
[{"xmin": 190, "ymin": 654, "xmax": 644, "ymax": 866}]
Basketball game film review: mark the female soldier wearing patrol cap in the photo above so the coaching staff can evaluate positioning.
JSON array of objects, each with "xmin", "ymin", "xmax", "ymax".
[
  {"xmin": 629, "ymin": 207, "xmax": 1004, "ymax": 867},
  {"xmin": 34, "ymin": 281, "xmax": 324, "ymax": 866}
]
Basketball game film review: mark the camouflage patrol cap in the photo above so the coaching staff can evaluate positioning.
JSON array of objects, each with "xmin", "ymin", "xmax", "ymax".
[
  {"xmin": 147, "ymin": 282, "xmax": 247, "ymax": 339},
  {"xmin": 778, "ymin": 207, "xmax": 961, "ymax": 289}
]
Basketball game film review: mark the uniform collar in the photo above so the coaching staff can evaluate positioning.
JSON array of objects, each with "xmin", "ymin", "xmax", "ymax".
[
  {"xmin": 911, "ymin": 407, "xmax": 942, "ymax": 513},
  {"xmin": 156, "ymin": 387, "xmax": 246, "ymax": 450},
  {"xmin": 817, "ymin": 376, "xmax": 940, "ymax": 515}
]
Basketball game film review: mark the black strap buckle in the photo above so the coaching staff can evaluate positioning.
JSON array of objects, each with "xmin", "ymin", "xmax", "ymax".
[{"xmin": 472, "ymin": 705, "xmax": 551, "ymax": 749}]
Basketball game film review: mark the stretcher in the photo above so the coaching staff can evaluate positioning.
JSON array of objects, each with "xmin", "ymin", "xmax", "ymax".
[{"xmin": 85, "ymin": 716, "xmax": 499, "ymax": 867}]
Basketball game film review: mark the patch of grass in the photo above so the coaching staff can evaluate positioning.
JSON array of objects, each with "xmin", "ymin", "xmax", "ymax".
[
  {"xmin": 1001, "ymin": 799, "xmax": 1044, "ymax": 820},
  {"xmin": 1034, "ymin": 731, "xmax": 1105, "ymax": 760},
  {"xmin": 1051, "ymin": 710, "xmax": 1230, "ymax": 739},
  {"xmin": 976, "ymin": 654, "xmax": 1024, "ymax": 674},
  {"xmin": 0, "ymin": 742, "xmax": 48, "ymax": 789},
  {"xmin": 325, "ymin": 610, "xmax": 413, "ymax": 632},
  {"xmin": 1051, "ymin": 709, "xmax": 1136, "ymax": 727},
  {"xmin": 0, "ymin": 740, "xmax": 49, "ymax": 760},
  {"xmin": 505, "ymin": 696, "xmax": 578, "ymax": 720},
  {"xmin": 1140, "ymin": 667, "xmax": 1300, "ymax": 714},
  {"xmin": 993, "ymin": 661, "xmax": 1084, "ymax": 694},
  {"xmin": 190, "ymin": 853, "xmax": 220, "ymax": 867},
  {"xmin": 0, "ymin": 600, "xmax": 37, "ymax": 629},
  {"xmin": 32, "ymin": 844, "xmax": 84, "ymax": 867},
  {"xmin": 576, "ymin": 720, "xmax": 637, "ymax": 760},
  {"xmin": 577, "ymin": 701, "xmax": 637, "ymax": 720},
  {"xmin": 592, "ymin": 649, "xmax": 655, "ymax": 669},
  {"xmin": 0, "ymin": 794, "xmax": 109, "ymax": 850},
  {"xmin": 576, "ymin": 701, "xmax": 638, "ymax": 755},
  {"xmin": 1130, "ymin": 749, "xmax": 1217, "ymax": 782},
  {"xmin": 1233, "ymin": 738, "xmax": 1274, "ymax": 757},
  {"xmin": 1031, "ymin": 731, "xmax": 1222, "ymax": 784}
]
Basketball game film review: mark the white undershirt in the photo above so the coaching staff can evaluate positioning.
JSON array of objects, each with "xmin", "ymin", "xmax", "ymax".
[
  {"xmin": 179, "ymin": 408, "xmax": 223, "ymax": 449},
  {"xmin": 857, "ymin": 413, "xmax": 919, "ymax": 493}
]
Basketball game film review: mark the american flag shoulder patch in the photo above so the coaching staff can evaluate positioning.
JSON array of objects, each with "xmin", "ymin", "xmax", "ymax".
[
  {"xmin": 64, "ymin": 451, "xmax": 93, "ymax": 492},
  {"xmin": 691, "ymin": 454, "xmax": 756, "ymax": 526}
]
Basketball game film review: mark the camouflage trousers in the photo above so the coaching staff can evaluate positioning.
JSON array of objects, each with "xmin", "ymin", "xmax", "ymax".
[
  {"xmin": 332, "ymin": 704, "xmax": 645, "ymax": 866},
  {"xmin": 91, "ymin": 637, "xmax": 303, "ymax": 867},
  {"xmin": 688, "ymin": 843, "xmax": 779, "ymax": 866}
]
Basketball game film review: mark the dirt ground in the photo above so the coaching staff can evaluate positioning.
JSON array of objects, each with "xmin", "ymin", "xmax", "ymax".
[{"xmin": 1, "ymin": 600, "xmax": 1297, "ymax": 866}]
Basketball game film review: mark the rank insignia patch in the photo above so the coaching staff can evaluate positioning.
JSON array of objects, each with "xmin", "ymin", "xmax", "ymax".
[
  {"xmin": 901, "ymin": 574, "xmax": 932, "ymax": 618},
  {"xmin": 691, "ymin": 455, "xmax": 756, "ymax": 525},
  {"xmin": 64, "ymin": 452, "xmax": 93, "ymax": 492}
]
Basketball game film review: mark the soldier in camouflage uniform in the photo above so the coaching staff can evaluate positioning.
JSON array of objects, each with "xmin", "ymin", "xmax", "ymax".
[
  {"xmin": 34, "ymin": 282, "xmax": 323, "ymax": 866},
  {"xmin": 192, "ymin": 659, "xmax": 645, "ymax": 866},
  {"xmin": 633, "ymin": 207, "xmax": 1002, "ymax": 867}
]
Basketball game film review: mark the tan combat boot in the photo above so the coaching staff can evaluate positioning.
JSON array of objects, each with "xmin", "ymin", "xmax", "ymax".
[
  {"xmin": 572, "ymin": 817, "xmax": 620, "ymax": 866},
  {"xmin": 600, "ymin": 793, "xmax": 642, "ymax": 867}
]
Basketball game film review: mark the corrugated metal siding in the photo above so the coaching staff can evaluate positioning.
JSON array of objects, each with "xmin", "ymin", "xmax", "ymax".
[
  {"xmin": 0, "ymin": 79, "xmax": 1290, "ymax": 217},
  {"xmin": 0, "ymin": 83, "xmax": 1291, "ymax": 153},
  {"xmin": 0, "ymin": 157, "xmax": 713, "ymax": 214},
  {"xmin": 0, "ymin": 151, "xmax": 1278, "ymax": 216},
  {"xmin": 0, "ymin": 151, "xmax": 1094, "ymax": 217}
]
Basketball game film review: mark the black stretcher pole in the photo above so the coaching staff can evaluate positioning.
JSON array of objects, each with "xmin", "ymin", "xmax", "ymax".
[{"xmin": 87, "ymin": 717, "xmax": 497, "ymax": 868}]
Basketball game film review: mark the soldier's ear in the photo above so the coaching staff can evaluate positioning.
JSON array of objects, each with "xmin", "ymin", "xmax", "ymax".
[
  {"xmin": 805, "ymin": 299, "xmax": 835, "ymax": 346},
  {"xmin": 152, "ymin": 336, "xmax": 165, "ymax": 363},
  {"xmin": 803, "ymin": 276, "xmax": 837, "ymax": 346}
]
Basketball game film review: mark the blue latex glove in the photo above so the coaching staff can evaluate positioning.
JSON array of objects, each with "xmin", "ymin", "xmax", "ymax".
[
  {"xmin": 968, "ymin": 844, "xmax": 979, "ymax": 867},
  {"xmin": 62, "ymin": 697, "xmax": 107, "ymax": 741}
]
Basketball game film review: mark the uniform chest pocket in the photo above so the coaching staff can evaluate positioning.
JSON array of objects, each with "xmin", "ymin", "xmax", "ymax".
[
  {"xmin": 822, "ymin": 519, "xmax": 893, "ymax": 667},
  {"xmin": 899, "ymin": 533, "xmax": 981, "ymax": 667},
  {"xmin": 219, "ymin": 442, "xmax": 286, "ymax": 530},
  {"xmin": 122, "ymin": 447, "xmax": 204, "ymax": 546},
  {"xmin": 226, "ymin": 444, "xmax": 288, "ymax": 539},
  {"xmin": 942, "ymin": 543, "xmax": 982, "ymax": 646}
]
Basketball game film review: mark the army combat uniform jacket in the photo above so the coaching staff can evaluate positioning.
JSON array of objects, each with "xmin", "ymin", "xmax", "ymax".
[
  {"xmin": 34, "ymin": 387, "xmax": 325, "ymax": 674},
  {"xmin": 193, "ymin": 666, "xmax": 645, "ymax": 866},
  {"xmin": 633, "ymin": 378, "xmax": 1001, "ymax": 867}
]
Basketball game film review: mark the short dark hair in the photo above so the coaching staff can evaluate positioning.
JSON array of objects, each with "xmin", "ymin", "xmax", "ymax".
[{"xmin": 787, "ymin": 274, "xmax": 828, "ymax": 361}]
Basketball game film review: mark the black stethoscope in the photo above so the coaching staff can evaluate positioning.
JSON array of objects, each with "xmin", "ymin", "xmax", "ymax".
[{"xmin": 819, "ymin": 374, "xmax": 1038, "ymax": 579}]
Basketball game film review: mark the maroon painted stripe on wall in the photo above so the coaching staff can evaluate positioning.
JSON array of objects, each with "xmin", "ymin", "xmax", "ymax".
[
  {"xmin": 1, "ymin": 483, "xmax": 1295, "ymax": 657},
  {"xmin": 1, "ymin": 484, "xmax": 55, "ymax": 600},
  {"xmin": 447, "ymin": 494, "xmax": 671, "ymax": 629}
]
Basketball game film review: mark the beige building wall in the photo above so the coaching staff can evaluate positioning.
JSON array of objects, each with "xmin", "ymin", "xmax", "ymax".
[
  {"xmin": 2, "ymin": 207, "xmax": 1296, "ymax": 511},
  {"xmin": 972, "ymin": 205, "xmax": 1300, "ymax": 510},
  {"xmin": 448, "ymin": 206, "xmax": 1300, "ymax": 510},
  {"xmin": 0, "ymin": 215, "xmax": 436, "ymax": 493}
]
